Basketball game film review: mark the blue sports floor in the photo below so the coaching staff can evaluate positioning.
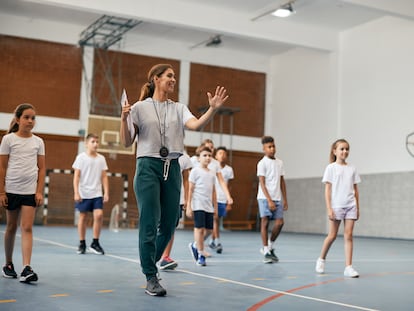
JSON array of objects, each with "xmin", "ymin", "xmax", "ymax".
[{"xmin": 1, "ymin": 225, "xmax": 413, "ymax": 311}]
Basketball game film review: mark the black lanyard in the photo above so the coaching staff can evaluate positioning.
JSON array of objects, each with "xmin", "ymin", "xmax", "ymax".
[{"xmin": 152, "ymin": 99, "xmax": 169, "ymax": 158}]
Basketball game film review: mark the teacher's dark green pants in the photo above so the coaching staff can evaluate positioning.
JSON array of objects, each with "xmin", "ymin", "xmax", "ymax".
[{"xmin": 134, "ymin": 157, "xmax": 181, "ymax": 280}]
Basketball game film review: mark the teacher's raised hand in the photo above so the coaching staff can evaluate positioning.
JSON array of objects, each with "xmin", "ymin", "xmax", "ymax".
[{"xmin": 207, "ymin": 86, "xmax": 229, "ymax": 110}]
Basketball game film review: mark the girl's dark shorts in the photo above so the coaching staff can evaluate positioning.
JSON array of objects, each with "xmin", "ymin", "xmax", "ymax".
[{"xmin": 6, "ymin": 193, "xmax": 36, "ymax": 210}]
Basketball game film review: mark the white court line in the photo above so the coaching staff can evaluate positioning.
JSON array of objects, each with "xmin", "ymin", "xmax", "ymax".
[
  {"xmin": 175, "ymin": 269, "xmax": 380, "ymax": 311},
  {"xmin": 32, "ymin": 235, "xmax": 141, "ymax": 264},
  {"xmin": 0, "ymin": 231, "xmax": 383, "ymax": 310},
  {"xmin": 25, "ymin": 233, "xmax": 380, "ymax": 311}
]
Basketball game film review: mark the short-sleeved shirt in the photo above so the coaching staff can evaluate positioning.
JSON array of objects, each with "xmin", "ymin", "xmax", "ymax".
[
  {"xmin": 322, "ymin": 162, "xmax": 361, "ymax": 208},
  {"xmin": 130, "ymin": 98, "xmax": 195, "ymax": 159},
  {"xmin": 179, "ymin": 153, "xmax": 193, "ymax": 205},
  {"xmin": 72, "ymin": 152, "xmax": 108, "ymax": 199},
  {"xmin": 0, "ymin": 133, "xmax": 45, "ymax": 194},
  {"xmin": 216, "ymin": 164, "xmax": 234, "ymax": 203},
  {"xmin": 188, "ymin": 166, "xmax": 216, "ymax": 213},
  {"xmin": 256, "ymin": 156, "xmax": 285, "ymax": 201},
  {"xmin": 191, "ymin": 157, "xmax": 227, "ymax": 202}
]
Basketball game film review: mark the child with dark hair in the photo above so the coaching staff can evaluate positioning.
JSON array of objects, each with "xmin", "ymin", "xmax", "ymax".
[
  {"xmin": 1, "ymin": 104, "xmax": 45, "ymax": 282},
  {"xmin": 257, "ymin": 136, "xmax": 288, "ymax": 263}
]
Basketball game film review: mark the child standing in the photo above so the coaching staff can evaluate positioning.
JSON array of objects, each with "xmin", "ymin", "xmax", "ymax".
[
  {"xmin": 191, "ymin": 139, "xmax": 233, "ymax": 254},
  {"xmin": 186, "ymin": 146, "xmax": 218, "ymax": 266},
  {"xmin": 72, "ymin": 133, "xmax": 109, "ymax": 255},
  {"xmin": 0, "ymin": 103, "xmax": 45, "ymax": 283},
  {"xmin": 257, "ymin": 136, "xmax": 288, "ymax": 263},
  {"xmin": 315, "ymin": 139, "xmax": 361, "ymax": 277},
  {"xmin": 210, "ymin": 146, "xmax": 234, "ymax": 252}
]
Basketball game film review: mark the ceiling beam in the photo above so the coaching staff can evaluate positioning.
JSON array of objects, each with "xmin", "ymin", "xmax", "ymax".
[{"xmin": 28, "ymin": 0, "xmax": 339, "ymax": 52}]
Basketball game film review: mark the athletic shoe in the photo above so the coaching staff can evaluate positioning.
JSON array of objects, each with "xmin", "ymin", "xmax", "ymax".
[
  {"xmin": 315, "ymin": 258, "xmax": 325, "ymax": 273},
  {"xmin": 145, "ymin": 276, "xmax": 167, "ymax": 296},
  {"xmin": 344, "ymin": 265, "xmax": 359, "ymax": 278},
  {"xmin": 159, "ymin": 257, "xmax": 178, "ymax": 270},
  {"xmin": 2, "ymin": 263, "xmax": 17, "ymax": 279},
  {"xmin": 19, "ymin": 266, "xmax": 38, "ymax": 283},
  {"xmin": 188, "ymin": 242, "xmax": 198, "ymax": 262},
  {"xmin": 197, "ymin": 255, "xmax": 206, "ymax": 266},
  {"xmin": 89, "ymin": 242, "xmax": 105, "ymax": 255},
  {"xmin": 216, "ymin": 243, "xmax": 223, "ymax": 254},
  {"xmin": 208, "ymin": 241, "xmax": 217, "ymax": 250},
  {"xmin": 263, "ymin": 252, "xmax": 274, "ymax": 263},
  {"xmin": 269, "ymin": 249, "xmax": 279, "ymax": 262},
  {"xmin": 77, "ymin": 243, "xmax": 86, "ymax": 254}
]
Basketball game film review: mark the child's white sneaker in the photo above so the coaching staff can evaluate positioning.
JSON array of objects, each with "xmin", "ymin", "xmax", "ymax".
[
  {"xmin": 315, "ymin": 258, "xmax": 325, "ymax": 273},
  {"xmin": 344, "ymin": 265, "xmax": 359, "ymax": 278}
]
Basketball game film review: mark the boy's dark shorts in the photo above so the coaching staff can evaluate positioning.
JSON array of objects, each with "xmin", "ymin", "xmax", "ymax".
[
  {"xmin": 193, "ymin": 210, "xmax": 214, "ymax": 229},
  {"xmin": 218, "ymin": 202, "xmax": 227, "ymax": 217},
  {"xmin": 6, "ymin": 193, "xmax": 36, "ymax": 210},
  {"xmin": 75, "ymin": 197, "xmax": 103, "ymax": 213}
]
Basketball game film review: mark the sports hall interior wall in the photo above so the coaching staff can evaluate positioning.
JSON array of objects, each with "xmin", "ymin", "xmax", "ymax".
[
  {"xmin": 284, "ymin": 171, "xmax": 414, "ymax": 240},
  {"xmin": 0, "ymin": 35, "xmax": 264, "ymax": 229}
]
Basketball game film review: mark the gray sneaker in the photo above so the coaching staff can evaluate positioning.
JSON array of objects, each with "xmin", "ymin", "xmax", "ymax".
[{"xmin": 145, "ymin": 276, "xmax": 167, "ymax": 296}]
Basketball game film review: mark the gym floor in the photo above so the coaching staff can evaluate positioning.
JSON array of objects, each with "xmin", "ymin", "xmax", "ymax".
[{"xmin": 1, "ymin": 225, "xmax": 413, "ymax": 311}]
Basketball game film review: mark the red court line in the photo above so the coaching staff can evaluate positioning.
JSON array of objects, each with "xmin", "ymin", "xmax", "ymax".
[
  {"xmin": 247, "ymin": 271, "xmax": 414, "ymax": 311},
  {"xmin": 247, "ymin": 277, "xmax": 344, "ymax": 311}
]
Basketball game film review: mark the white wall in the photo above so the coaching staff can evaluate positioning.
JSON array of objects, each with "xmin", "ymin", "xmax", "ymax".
[
  {"xmin": 268, "ymin": 48, "xmax": 338, "ymax": 179},
  {"xmin": 269, "ymin": 16, "xmax": 414, "ymax": 239},
  {"xmin": 340, "ymin": 16, "xmax": 414, "ymax": 175}
]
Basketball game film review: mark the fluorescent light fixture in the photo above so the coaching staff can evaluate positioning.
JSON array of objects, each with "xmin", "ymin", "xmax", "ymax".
[{"xmin": 272, "ymin": 3, "xmax": 294, "ymax": 18}]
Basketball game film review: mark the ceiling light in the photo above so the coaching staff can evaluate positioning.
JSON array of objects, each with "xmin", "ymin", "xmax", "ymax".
[
  {"xmin": 271, "ymin": 3, "xmax": 295, "ymax": 18},
  {"xmin": 205, "ymin": 35, "xmax": 222, "ymax": 47}
]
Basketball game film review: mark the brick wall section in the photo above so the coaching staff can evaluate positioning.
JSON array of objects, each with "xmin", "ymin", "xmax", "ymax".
[
  {"xmin": 189, "ymin": 63, "xmax": 265, "ymax": 138},
  {"xmin": 0, "ymin": 35, "xmax": 82, "ymax": 119},
  {"xmin": 91, "ymin": 49, "xmax": 180, "ymax": 116}
]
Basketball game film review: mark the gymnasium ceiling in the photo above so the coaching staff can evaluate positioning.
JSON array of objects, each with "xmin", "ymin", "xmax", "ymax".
[{"xmin": 1, "ymin": 0, "xmax": 414, "ymax": 55}]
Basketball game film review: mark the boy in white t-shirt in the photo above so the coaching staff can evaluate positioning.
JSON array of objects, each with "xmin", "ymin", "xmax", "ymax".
[
  {"xmin": 72, "ymin": 133, "xmax": 109, "ymax": 255},
  {"xmin": 257, "ymin": 136, "xmax": 288, "ymax": 263},
  {"xmin": 191, "ymin": 139, "xmax": 233, "ymax": 254},
  {"xmin": 186, "ymin": 146, "xmax": 218, "ymax": 266}
]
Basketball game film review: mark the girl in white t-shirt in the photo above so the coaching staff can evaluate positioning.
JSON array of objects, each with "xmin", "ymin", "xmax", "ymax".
[
  {"xmin": 316, "ymin": 139, "xmax": 361, "ymax": 278},
  {"xmin": 0, "ymin": 104, "xmax": 45, "ymax": 283}
]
